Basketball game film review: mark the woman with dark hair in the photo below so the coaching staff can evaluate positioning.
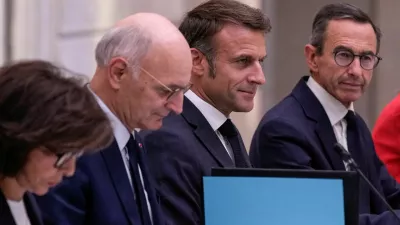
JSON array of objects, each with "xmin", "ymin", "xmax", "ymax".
[{"xmin": 0, "ymin": 60, "xmax": 113, "ymax": 225}]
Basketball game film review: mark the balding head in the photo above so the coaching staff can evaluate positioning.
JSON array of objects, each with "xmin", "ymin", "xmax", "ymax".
[
  {"xmin": 115, "ymin": 13, "xmax": 184, "ymax": 43},
  {"xmin": 115, "ymin": 12, "xmax": 170, "ymax": 27},
  {"xmin": 94, "ymin": 12, "xmax": 189, "ymax": 70},
  {"xmin": 91, "ymin": 13, "xmax": 192, "ymax": 131}
]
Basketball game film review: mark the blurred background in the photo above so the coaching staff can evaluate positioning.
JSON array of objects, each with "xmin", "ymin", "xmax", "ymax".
[{"xmin": 1, "ymin": 0, "xmax": 399, "ymax": 149}]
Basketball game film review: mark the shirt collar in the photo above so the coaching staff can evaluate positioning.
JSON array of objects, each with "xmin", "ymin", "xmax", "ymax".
[
  {"xmin": 185, "ymin": 90, "xmax": 228, "ymax": 131},
  {"xmin": 88, "ymin": 86, "xmax": 134, "ymax": 151},
  {"xmin": 307, "ymin": 76, "xmax": 354, "ymax": 125}
]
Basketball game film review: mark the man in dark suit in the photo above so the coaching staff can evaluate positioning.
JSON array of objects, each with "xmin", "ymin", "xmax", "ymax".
[
  {"xmin": 250, "ymin": 3, "xmax": 400, "ymax": 225},
  {"xmin": 35, "ymin": 13, "xmax": 193, "ymax": 225},
  {"xmin": 139, "ymin": 1, "xmax": 271, "ymax": 224}
]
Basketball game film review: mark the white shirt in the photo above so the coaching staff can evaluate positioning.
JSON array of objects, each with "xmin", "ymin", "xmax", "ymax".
[
  {"xmin": 185, "ymin": 90, "xmax": 235, "ymax": 160},
  {"xmin": 90, "ymin": 89, "xmax": 153, "ymax": 224},
  {"xmin": 7, "ymin": 199, "xmax": 31, "ymax": 225},
  {"xmin": 307, "ymin": 77, "xmax": 354, "ymax": 170}
]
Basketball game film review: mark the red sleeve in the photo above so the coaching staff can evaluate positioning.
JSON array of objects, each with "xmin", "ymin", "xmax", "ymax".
[{"xmin": 373, "ymin": 94, "xmax": 400, "ymax": 182}]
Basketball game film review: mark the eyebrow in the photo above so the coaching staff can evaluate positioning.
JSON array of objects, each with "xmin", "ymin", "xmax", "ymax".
[
  {"xmin": 232, "ymin": 54, "xmax": 267, "ymax": 61},
  {"xmin": 260, "ymin": 55, "xmax": 268, "ymax": 61},
  {"xmin": 333, "ymin": 45, "xmax": 376, "ymax": 55},
  {"xmin": 166, "ymin": 83, "xmax": 189, "ymax": 90}
]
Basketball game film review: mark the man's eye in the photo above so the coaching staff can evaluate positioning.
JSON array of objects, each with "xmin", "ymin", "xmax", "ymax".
[
  {"xmin": 337, "ymin": 51, "xmax": 352, "ymax": 58},
  {"xmin": 156, "ymin": 88, "xmax": 171, "ymax": 96},
  {"xmin": 360, "ymin": 55, "xmax": 373, "ymax": 62},
  {"xmin": 236, "ymin": 57, "xmax": 251, "ymax": 65}
]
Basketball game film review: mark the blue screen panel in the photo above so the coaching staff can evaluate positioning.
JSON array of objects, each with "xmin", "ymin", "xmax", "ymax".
[{"xmin": 203, "ymin": 176, "xmax": 344, "ymax": 225}]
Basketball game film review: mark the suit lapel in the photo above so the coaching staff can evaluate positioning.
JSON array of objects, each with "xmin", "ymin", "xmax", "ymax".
[
  {"xmin": 0, "ymin": 190, "xmax": 17, "ymax": 225},
  {"xmin": 315, "ymin": 119, "xmax": 346, "ymax": 170},
  {"xmin": 292, "ymin": 76, "xmax": 345, "ymax": 170},
  {"xmin": 24, "ymin": 193, "xmax": 43, "ymax": 225},
  {"xmin": 101, "ymin": 140, "xmax": 139, "ymax": 222},
  {"xmin": 0, "ymin": 191, "xmax": 43, "ymax": 225},
  {"xmin": 238, "ymin": 134, "xmax": 252, "ymax": 167},
  {"xmin": 181, "ymin": 97, "xmax": 234, "ymax": 167}
]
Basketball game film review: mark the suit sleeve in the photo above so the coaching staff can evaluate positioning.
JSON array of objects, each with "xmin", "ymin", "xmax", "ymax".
[
  {"xmin": 35, "ymin": 160, "xmax": 90, "ymax": 225},
  {"xmin": 250, "ymin": 118, "xmax": 400, "ymax": 225},
  {"xmin": 250, "ymin": 119, "xmax": 313, "ymax": 169},
  {"xmin": 379, "ymin": 163, "xmax": 400, "ymax": 209},
  {"xmin": 372, "ymin": 142, "xmax": 400, "ymax": 209},
  {"xmin": 359, "ymin": 211, "xmax": 400, "ymax": 225},
  {"xmin": 142, "ymin": 130, "xmax": 203, "ymax": 225}
]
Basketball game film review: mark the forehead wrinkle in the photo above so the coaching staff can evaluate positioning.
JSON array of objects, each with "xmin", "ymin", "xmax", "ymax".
[{"xmin": 324, "ymin": 20, "xmax": 377, "ymax": 54}]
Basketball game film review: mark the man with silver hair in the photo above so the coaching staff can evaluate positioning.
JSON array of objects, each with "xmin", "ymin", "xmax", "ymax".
[{"xmin": 36, "ymin": 13, "xmax": 192, "ymax": 225}]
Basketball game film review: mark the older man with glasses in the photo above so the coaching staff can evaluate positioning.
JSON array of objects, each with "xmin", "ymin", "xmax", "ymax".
[
  {"xmin": 250, "ymin": 3, "xmax": 400, "ymax": 225},
  {"xmin": 35, "ymin": 12, "xmax": 192, "ymax": 225}
]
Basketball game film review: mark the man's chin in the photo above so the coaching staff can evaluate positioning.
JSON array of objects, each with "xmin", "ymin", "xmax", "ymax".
[
  {"xmin": 234, "ymin": 102, "xmax": 254, "ymax": 113},
  {"xmin": 140, "ymin": 120, "xmax": 163, "ymax": 131},
  {"xmin": 31, "ymin": 186, "xmax": 50, "ymax": 196}
]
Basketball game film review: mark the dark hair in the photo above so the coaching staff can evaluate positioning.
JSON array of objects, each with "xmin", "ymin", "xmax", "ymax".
[
  {"xmin": 0, "ymin": 60, "xmax": 113, "ymax": 177},
  {"xmin": 310, "ymin": 3, "xmax": 382, "ymax": 55},
  {"xmin": 179, "ymin": 0, "xmax": 271, "ymax": 77}
]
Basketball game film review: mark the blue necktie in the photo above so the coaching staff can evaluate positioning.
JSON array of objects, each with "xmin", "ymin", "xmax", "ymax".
[
  {"xmin": 127, "ymin": 135, "xmax": 152, "ymax": 225},
  {"xmin": 218, "ymin": 119, "xmax": 249, "ymax": 168}
]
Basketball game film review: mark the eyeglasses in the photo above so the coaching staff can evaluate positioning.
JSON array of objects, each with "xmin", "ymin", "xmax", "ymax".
[
  {"xmin": 139, "ymin": 67, "xmax": 193, "ymax": 100},
  {"xmin": 333, "ymin": 50, "xmax": 382, "ymax": 70},
  {"xmin": 54, "ymin": 151, "xmax": 84, "ymax": 169}
]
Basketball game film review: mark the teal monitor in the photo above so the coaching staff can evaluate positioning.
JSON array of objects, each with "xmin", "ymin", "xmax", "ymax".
[{"xmin": 202, "ymin": 168, "xmax": 358, "ymax": 225}]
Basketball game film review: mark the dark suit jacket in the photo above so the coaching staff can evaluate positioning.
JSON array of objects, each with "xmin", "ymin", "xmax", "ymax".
[
  {"xmin": 0, "ymin": 190, "xmax": 43, "ymax": 225},
  {"xmin": 140, "ymin": 97, "xmax": 250, "ymax": 225},
  {"xmin": 250, "ymin": 76, "xmax": 400, "ymax": 225},
  {"xmin": 35, "ymin": 135, "xmax": 163, "ymax": 225}
]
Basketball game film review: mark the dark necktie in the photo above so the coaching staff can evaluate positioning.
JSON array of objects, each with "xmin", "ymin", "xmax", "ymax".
[
  {"xmin": 345, "ymin": 110, "xmax": 365, "ymax": 171},
  {"xmin": 345, "ymin": 111, "xmax": 358, "ymax": 153},
  {"xmin": 218, "ymin": 119, "xmax": 249, "ymax": 168},
  {"xmin": 126, "ymin": 135, "xmax": 152, "ymax": 225}
]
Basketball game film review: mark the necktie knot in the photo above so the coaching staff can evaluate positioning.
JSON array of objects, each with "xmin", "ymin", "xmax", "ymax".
[
  {"xmin": 126, "ymin": 135, "xmax": 138, "ymax": 154},
  {"xmin": 218, "ymin": 119, "xmax": 249, "ymax": 168},
  {"xmin": 345, "ymin": 110, "xmax": 357, "ymax": 128},
  {"xmin": 218, "ymin": 119, "xmax": 238, "ymax": 137}
]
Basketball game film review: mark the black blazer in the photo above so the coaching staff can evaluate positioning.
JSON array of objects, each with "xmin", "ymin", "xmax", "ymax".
[
  {"xmin": 0, "ymin": 190, "xmax": 43, "ymax": 225},
  {"xmin": 140, "ymin": 97, "xmax": 250, "ymax": 225}
]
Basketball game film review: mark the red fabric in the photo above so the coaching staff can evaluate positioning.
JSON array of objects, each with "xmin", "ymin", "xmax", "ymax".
[{"xmin": 373, "ymin": 94, "xmax": 400, "ymax": 182}]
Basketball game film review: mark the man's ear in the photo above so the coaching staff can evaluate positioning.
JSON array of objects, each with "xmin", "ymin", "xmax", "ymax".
[
  {"xmin": 304, "ymin": 44, "xmax": 319, "ymax": 73},
  {"xmin": 107, "ymin": 57, "xmax": 129, "ymax": 90},
  {"xmin": 191, "ymin": 48, "xmax": 207, "ymax": 77}
]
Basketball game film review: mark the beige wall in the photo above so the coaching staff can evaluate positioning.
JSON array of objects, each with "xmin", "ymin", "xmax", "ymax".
[
  {"xmin": 374, "ymin": 0, "xmax": 400, "ymax": 121},
  {"xmin": 7, "ymin": 0, "xmax": 400, "ymax": 150}
]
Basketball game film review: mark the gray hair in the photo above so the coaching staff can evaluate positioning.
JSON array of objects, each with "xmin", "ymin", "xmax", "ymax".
[
  {"xmin": 95, "ymin": 25, "xmax": 152, "ymax": 76},
  {"xmin": 310, "ymin": 3, "xmax": 381, "ymax": 55}
]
